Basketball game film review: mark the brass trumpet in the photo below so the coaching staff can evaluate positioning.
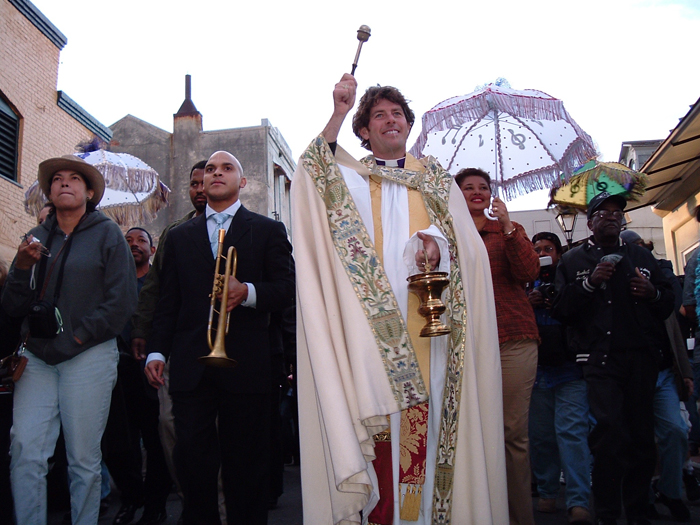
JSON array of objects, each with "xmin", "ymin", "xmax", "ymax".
[{"xmin": 201, "ymin": 229, "xmax": 238, "ymax": 367}]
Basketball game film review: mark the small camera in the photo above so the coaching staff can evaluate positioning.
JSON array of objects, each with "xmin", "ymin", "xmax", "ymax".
[
  {"xmin": 538, "ymin": 256, "xmax": 555, "ymax": 283},
  {"xmin": 535, "ymin": 283, "xmax": 557, "ymax": 301}
]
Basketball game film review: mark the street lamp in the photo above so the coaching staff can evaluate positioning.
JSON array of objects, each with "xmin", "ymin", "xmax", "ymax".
[{"xmin": 555, "ymin": 207, "xmax": 579, "ymax": 248}]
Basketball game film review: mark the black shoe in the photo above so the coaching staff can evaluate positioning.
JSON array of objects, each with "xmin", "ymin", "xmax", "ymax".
[
  {"xmin": 100, "ymin": 497, "xmax": 110, "ymax": 518},
  {"xmin": 683, "ymin": 470, "xmax": 700, "ymax": 501},
  {"xmin": 113, "ymin": 503, "xmax": 141, "ymax": 525},
  {"xmin": 655, "ymin": 489, "xmax": 690, "ymax": 522},
  {"xmin": 135, "ymin": 509, "xmax": 167, "ymax": 525}
]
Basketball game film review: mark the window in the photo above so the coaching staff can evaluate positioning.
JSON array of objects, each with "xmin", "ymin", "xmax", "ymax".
[{"xmin": 0, "ymin": 96, "xmax": 20, "ymax": 181}]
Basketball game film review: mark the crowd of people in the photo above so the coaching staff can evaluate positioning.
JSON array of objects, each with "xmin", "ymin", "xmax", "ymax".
[
  {"xmin": 0, "ymin": 152, "xmax": 296, "ymax": 525},
  {"xmin": 1, "ymin": 70, "xmax": 700, "ymax": 525}
]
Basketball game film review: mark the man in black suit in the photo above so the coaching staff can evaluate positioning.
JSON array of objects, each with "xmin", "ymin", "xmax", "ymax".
[{"xmin": 144, "ymin": 151, "xmax": 295, "ymax": 525}]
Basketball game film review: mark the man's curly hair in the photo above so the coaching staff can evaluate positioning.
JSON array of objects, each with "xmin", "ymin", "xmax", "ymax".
[{"xmin": 351, "ymin": 86, "xmax": 415, "ymax": 151}]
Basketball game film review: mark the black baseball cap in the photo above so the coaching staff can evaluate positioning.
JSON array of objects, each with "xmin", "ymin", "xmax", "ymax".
[{"xmin": 587, "ymin": 192, "xmax": 626, "ymax": 219}]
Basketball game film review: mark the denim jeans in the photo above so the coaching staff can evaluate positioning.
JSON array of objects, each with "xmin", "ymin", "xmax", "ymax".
[
  {"xmin": 100, "ymin": 460, "xmax": 111, "ymax": 500},
  {"xmin": 529, "ymin": 378, "xmax": 592, "ymax": 509},
  {"xmin": 654, "ymin": 367, "xmax": 688, "ymax": 499},
  {"xmin": 10, "ymin": 340, "xmax": 118, "ymax": 525}
]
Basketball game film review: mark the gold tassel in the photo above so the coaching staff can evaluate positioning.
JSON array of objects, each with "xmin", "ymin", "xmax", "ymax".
[{"xmin": 399, "ymin": 484, "xmax": 422, "ymax": 521}]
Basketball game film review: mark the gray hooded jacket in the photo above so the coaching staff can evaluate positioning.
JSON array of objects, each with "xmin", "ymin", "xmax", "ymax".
[{"xmin": 1, "ymin": 211, "xmax": 137, "ymax": 364}]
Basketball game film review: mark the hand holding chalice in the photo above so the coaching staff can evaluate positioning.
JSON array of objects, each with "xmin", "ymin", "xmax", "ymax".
[{"xmin": 407, "ymin": 249, "xmax": 450, "ymax": 338}]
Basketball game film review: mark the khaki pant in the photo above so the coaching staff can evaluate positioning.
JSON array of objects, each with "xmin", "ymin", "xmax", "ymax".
[{"xmin": 500, "ymin": 338, "xmax": 538, "ymax": 525}]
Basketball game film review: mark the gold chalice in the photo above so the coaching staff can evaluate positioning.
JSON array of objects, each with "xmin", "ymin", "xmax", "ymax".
[{"xmin": 407, "ymin": 256, "xmax": 450, "ymax": 337}]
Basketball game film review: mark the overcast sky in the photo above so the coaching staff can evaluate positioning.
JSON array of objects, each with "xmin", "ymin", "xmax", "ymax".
[{"xmin": 30, "ymin": 0, "xmax": 700, "ymax": 209}]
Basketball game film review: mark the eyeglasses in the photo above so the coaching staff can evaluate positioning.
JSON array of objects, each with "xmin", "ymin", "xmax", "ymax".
[
  {"xmin": 534, "ymin": 245, "xmax": 556, "ymax": 254},
  {"xmin": 592, "ymin": 209, "xmax": 624, "ymax": 220}
]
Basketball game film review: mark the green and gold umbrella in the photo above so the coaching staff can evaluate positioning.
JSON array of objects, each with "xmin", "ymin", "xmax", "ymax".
[{"xmin": 549, "ymin": 160, "xmax": 648, "ymax": 211}]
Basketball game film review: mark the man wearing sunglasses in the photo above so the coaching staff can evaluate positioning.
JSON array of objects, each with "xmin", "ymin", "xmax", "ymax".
[{"xmin": 551, "ymin": 192, "xmax": 675, "ymax": 525}]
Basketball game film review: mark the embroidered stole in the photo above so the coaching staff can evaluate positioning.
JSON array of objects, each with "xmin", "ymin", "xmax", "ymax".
[
  {"xmin": 301, "ymin": 136, "xmax": 468, "ymax": 524},
  {"xmin": 369, "ymin": 167, "xmax": 431, "ymax": 523}
]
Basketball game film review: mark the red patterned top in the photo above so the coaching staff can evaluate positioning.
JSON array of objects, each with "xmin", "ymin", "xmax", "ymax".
[{"xmin": 479, "ymin": 220, "xmax": 540, "ymax": 344}]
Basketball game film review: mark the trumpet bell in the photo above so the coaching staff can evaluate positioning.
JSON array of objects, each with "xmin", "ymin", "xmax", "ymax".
[{"xmin": 198, "ymin": 355, "xmax": 237, "ymax": 368}]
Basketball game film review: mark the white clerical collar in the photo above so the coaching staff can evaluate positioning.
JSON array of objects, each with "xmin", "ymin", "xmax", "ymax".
[
  {"xmin": 205, "ymin": 200, "xmax": 241, "ymax": 219},
  {"xmin": 375, "ymin": 157, "xmax": 406, "ymax": 168}
]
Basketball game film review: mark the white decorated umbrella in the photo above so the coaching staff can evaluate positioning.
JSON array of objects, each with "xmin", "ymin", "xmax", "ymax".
[
  {"xmin": 25, "ymin": 148, "xmax": 170, "ymax": 228},
  {"xmin": 409, "ymin": 79, "xmax": 597, "ymax": 201}
]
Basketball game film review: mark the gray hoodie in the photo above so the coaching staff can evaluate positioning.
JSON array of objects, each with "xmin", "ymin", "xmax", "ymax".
[{"xmin": 1, "ymin": 211, "xmax": 138, "ymax": 364}]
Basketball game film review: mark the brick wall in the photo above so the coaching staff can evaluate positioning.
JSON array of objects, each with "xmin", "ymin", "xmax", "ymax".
[{"xmin": 0, "ymin": 0, "xmax": 97, "ymax": 264}]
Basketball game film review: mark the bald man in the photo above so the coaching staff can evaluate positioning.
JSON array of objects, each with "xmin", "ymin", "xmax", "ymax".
[{"xmin": 146, "ymin": 151, "xmax": 295, "ymax": 525}]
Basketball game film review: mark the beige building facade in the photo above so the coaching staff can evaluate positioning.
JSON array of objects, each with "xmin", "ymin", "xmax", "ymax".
[
  {"xmin": 109, "ymin": 76, "xmax": 295, "ymax": 242},
  {"xmin": 0, "ymin": 0, "xmax": 111, "ymax": 264}
]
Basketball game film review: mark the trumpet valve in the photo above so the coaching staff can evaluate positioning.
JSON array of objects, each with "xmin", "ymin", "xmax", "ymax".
[{"xmin": 211, "ymin": 274, "xmax": 225, "ymax": 296}]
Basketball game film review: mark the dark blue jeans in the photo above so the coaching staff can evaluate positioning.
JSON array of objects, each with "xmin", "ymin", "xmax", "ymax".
[{"xmin": 529, "ymin": 378, "xmax": 592, "ymax": 509}]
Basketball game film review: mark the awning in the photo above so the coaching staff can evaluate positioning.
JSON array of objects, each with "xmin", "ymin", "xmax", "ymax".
[{"xmin": 629, "ymin": 96, "xmax": 700, "ymax": 213}]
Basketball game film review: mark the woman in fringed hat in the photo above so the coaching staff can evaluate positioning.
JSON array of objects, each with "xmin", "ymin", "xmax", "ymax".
[{"xmin": 1, "ymin": 155, "xmax": 138, "ymax": 525}]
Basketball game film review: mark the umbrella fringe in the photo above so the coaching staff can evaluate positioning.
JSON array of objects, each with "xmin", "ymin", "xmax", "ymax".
[
  {"xmin": 489, "ymin": 92, "xmax": 567, "ymax": 121},
  {"xmin": 24, "ymin": 183, "xmax": 46, "ymax": 218},
  {"xmin": 548, "ymin": 162, "xmax": 649, "ymax": 209},
  {"xmin": 99, "ymin": 189, "xmax": 169, "ymax": 226},
  {"xmin": 557, "ymin": 139, "xmax": 598, "ymax": 181},
  {"xmin": 410, "ymin": 92, "xmax": 596, "ymax": 179},
  {"xmin": 500, "ymin": 169, "xmax": 561, "ymax": 201},
  {"xmin": 22, "ymin": 179, "xmax": 170, "ymax": 227},
  {"xmin": 566, "ymin": 163, "xmax": 650, "ymax": 187},
  {"xmin": 97, "ymin": 164, "xmax": 159, "ymax": 194},
  {"xmin": 628, "ymin": 184, "xmax": 647, "ymax": 202},
  {"xmin": 408, "ymin": 138, "xmax": 425, "ymax": 160},
  {"xmin": 24, "ymin": 150, "xmax": 170, "ymax": 228},
  {"xmin": 421, "ymin": 88, "xmax": 568, "ymax": 134}
]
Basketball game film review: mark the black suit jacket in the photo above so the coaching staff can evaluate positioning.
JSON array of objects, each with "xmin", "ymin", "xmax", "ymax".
[{"xmin": 149, "ymin": 206, "xmax": 295, "ymax": 394}]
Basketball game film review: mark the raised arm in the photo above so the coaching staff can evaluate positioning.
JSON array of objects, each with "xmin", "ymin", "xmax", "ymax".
[{"xmin": 322, "ymin": 73, "xmax": 358, "ymax": 144}]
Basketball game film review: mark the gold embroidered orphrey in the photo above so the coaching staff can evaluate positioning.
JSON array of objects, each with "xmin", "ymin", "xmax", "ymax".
[{"xmin": 301, "ymin": 136, "xmax": 469, "ymax": 524}]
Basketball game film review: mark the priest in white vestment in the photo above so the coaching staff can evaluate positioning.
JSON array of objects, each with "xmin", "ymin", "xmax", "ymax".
[{"xmin": 291, "ymin": 73, "xmax": 508, "ymax": 525}]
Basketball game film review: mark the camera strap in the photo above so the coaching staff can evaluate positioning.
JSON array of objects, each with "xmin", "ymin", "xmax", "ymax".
[
  {"xmin": 36, "ymin": 214, "xmax": 86, "ymax": 303},
  {"xmin": 35, "ymin": 220, "xmax": 58, "ymax": 300}
]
